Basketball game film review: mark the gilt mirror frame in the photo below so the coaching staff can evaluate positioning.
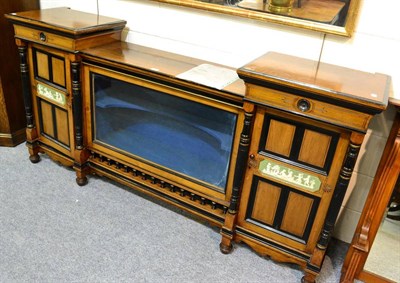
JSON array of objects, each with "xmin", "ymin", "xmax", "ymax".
[{"xmin": 150, "ymin": 0, "xmax": 361, "ymax": 37}]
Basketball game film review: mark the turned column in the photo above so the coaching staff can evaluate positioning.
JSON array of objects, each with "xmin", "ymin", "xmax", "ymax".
[
  {"xmin": 16, "ymin": 39, "xmax": 40, "ymax": 163},
  {"xmin": 71, "ymin": 59, "xmax": 89, "ymax": 186},
  {"xmin": 220, "ymin": 102, "xmax": 255, "ymax": 253}
]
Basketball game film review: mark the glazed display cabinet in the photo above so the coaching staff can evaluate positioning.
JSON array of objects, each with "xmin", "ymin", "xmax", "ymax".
[
  {"xmin": 80, "ymin": 44, "xmax": 245, "ymax": 224},
  {"xmin": 6, "ymin": 8, "xmax": 390, "ymax": 283}
]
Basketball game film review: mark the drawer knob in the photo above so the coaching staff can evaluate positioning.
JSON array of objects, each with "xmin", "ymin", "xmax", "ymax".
[
  {"xmin": 39, "ymin": 32, "xmax": 47, "ymax": 42},
  {"xmin": 248, "ymin": 154, "xmax": 257, "ymax": 168},
  {"xmin": 297, "ymin": 99, "xmax": 311, "ymax": 112}
]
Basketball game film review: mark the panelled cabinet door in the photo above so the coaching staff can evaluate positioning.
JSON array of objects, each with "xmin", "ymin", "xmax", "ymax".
[
  {"xmin": 237, "ymin": 106, "xmax": 350, "ymax": 252},
  {"xmin": 30, "ymin": 44, "xmax": 73, "ymax": 155},
  {"xmin": 5, "ymin": 7, "xmax": 126, "ymax": 179}
]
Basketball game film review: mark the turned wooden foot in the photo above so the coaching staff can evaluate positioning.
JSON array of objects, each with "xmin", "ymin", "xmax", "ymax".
[
  {"xmin": 219, "ymin": 242, "xmax": 233, "ymax": 254},
  {"xmin": 29, "ymin": 154, "xmax": 40, "ymax": 163},
  {"xmin": 301, "ymin": 273, "xmax": 316, "ymax": 283},
  {"xmin": 76, "ymin": 176, "xmax": 88, "ymax": 186}
]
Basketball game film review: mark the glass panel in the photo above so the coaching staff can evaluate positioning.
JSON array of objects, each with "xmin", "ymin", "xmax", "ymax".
[{"xmin": 93, "ymin": 73, "xmax": 237, "ymax": 192}]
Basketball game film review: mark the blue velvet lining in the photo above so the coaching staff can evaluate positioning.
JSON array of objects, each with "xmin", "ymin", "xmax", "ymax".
[{"xmin": 93, "ymin": 74, "xmax": 237, "ymax": 191}]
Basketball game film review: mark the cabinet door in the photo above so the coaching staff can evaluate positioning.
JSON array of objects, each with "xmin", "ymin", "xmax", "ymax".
[
  {"xmin": 237, "ymin": 107, "xmax": 349, "ymax": 252},
  {"xmin": 30, "ymin": 45, "xmax": 73, "ymax": 155}
]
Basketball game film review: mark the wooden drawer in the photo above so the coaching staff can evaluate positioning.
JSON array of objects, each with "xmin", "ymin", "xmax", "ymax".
[
  {"xmin": 13, "ymin": 25, "xmax": 123, "ymax": 52},
  {"xmin": 14, "ymin": 25, "xmax": 77, "ymax": 51},
  {"xmin": 245, "ymin": 83, "xmax": 372, "ymax": 132}
]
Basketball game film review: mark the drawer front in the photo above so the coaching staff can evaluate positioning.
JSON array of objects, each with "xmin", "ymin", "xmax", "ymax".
[
  {"xmin": 245, "ymin": 84, "xmax": 372, "ymax": 132},
  {"xmin": 14, "ymin": 25, "xmax": 74, "ymax": 51}
]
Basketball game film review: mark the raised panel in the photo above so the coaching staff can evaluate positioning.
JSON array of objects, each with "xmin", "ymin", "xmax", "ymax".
[
  {"xmin": 260, "ymin": 112, "xmax": 340, "ymax": 175},
  {"xmin": 265, "ymin": 119, "xmax": 296, "ymax": 157},
  {"xmin": 280, "ymin": 192, "xmax": 314, "ymax": 237},
  {"xmin": 36, "ymin": 51, "xmax": 49, "ymax": 80},
  {"xmin": 51, "ymin": 57, "xmax": 66, "ymax": 87},
  {"xmin": 251, "ymin": 181, "xmax": 281, "ymax": 226},
  {"xmin": 298, "ymin": 130, "xmax": 332, "ymax": 168},
  {"xmin": 55, "ymin": 108, "xmax": 69, "ymax": 146},
  {"xmin": 40, "ymin": 100, "xmax": 54, "ymax": 137}
]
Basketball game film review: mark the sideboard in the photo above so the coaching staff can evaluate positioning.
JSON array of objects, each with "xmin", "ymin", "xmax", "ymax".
[{"xmin": 6, "ymin": 8, "xmax": 390, "ymax": 283}]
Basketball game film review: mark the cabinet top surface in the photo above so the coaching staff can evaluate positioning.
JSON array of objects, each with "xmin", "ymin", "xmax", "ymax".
[
  {"xmin": 238, "ymin": 52, "xmax": 390, "ymax": 111},
  {"xmin": 5, "ymin": 7, "xmax": 126, "ymax": 35},
  {"xmin": 82, "ymin": 41, "xmax": 246, "ymax": 99}
]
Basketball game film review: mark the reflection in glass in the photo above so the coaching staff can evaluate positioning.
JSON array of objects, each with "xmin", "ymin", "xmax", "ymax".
[
  {"xmin": 92, "ymin": 73, "xmax": 237, "ymax": 192},
  {"xmin": 197, "ymin": 0, "xmax": 350, "ymax": 26},
  {"xmin": 198, "ymin": 0, "xmax": 241, "ymax": 5},
  {"xmin": 364, "ymin": 187, "xmax": 400, "ymax": 282},
  {"xmin": 151, "ymin": 0, "xmax": 359, "ymax": 36}
]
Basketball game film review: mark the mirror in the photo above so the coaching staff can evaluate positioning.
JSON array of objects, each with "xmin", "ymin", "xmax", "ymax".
[
  {"xmin": 363, "ymin": 185, "xmax": 400, "ymax": 281},
  {"xmin": 149, "ymin": 0, "xmax": 360, "ymax": 36}
]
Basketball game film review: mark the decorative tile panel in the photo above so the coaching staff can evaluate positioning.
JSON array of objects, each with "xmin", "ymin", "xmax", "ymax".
[
  {"xmin": 37, "ymin": 83, "xmax": 66, "ymax": 106},
  {"xmin": 259, "ymin": 158, "xmax": 321, "ymax": 192}
]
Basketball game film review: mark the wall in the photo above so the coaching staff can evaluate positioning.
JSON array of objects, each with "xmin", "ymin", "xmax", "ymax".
[{"xmin": 39, "ymin": 0, "xmax": 399, "ymax": 243}]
